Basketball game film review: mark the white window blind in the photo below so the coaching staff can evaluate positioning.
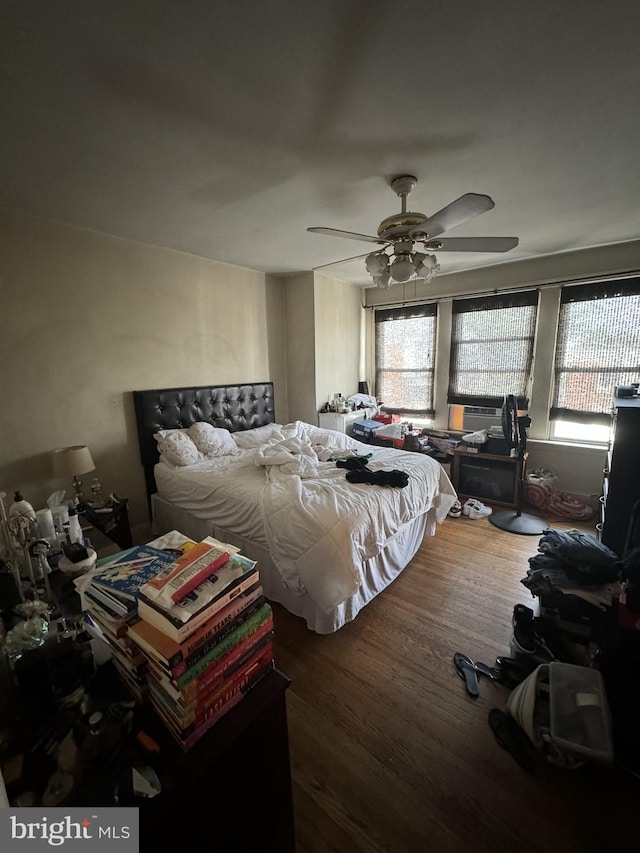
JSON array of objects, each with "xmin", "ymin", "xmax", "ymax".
[
  {"xmin": 448, "ymin": 291, "xmax": 538, "ymax": 408},
  {"xmin": 550, "ymin": 278, "xmax": 640, "ymax": 424},
  {"xmin": 374, "ymin": 303, "xmax": 437, "ymax": 416}
]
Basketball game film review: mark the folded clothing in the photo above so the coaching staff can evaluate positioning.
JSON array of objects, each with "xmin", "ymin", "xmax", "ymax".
[{"xmin": 345, "ymin": 469, "xmax": 410, "ymax": 488}]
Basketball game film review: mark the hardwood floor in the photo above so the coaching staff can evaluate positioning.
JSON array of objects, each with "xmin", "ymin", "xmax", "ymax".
[{"xmin": 271, "ymin": 512, "xmax": 640, "ymax": 853}]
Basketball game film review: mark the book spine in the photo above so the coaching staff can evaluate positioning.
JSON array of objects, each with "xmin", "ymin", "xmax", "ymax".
[
  {"xmin": 177, "ymin": 625, "xmax": 274, "ymax": 701},
  {"xmin": 85, "ymin": 589, "xmax": 129, "ymax": 622},
  {"xmin": 150, "ymin": 689, "xmax": 245, "ymax": 751},
  {"xmin": 86, "ymin": 583, "xmax": 133, "ymax": 615},
  {"xmin": 181, "ymin": 654, "xmax": 274, "ymax": 732},
  {"xmin": 181, "ymin": 666, "xmax": 272, "ymax": 751},
  {"xmin": 148, "ymin": 640, "xmax": 273, "ymax": 726},
  {"xmin": 155, "ymin": 632, "xmax": 274, "ymax": 708},
  {"xmin": 169, "ymin": 597, "xmax": 265, "ymax": 678},
  {"xmin": 175, "ymin": 603, "xmax": 272, "ymax": 689},
  {"xmin": 84, "ymin": 603, "xmax": 129, "ymax": 638},
  {"xmin": 182, "ymin": 640, "xmax": 274, "ymax": 715},
  {"xmin": 177, "ymin": 586, "xmax": 265, "ymax": 662},
  {"xmin": 136, "ymin": 570, "xmax": 260, "ymax": 640}
]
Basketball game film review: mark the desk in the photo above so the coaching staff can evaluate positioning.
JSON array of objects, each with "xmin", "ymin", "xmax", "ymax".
[
  {"xmin": 133, "ymin": 667, "xmax": 295, "ymax": 849},
  {"xmin": 451, "ymin": 448, "xmax": 527, "ymax": 509},
  {"xmin": 5, "ymin": 662, "xmax": 296, "ymax": 851}
]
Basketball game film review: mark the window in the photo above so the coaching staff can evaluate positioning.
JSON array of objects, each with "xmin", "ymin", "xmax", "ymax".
[
  {"xmin": 374, "ymin": 303, "xmax": 437, "ymax": 416},
  {"xmin": 448, "ymin": 291, "xmax": 538, "ymax": 407},
  {"xmin": 550, "ymin": 278, "xmax": 640, "ymax": 439}
]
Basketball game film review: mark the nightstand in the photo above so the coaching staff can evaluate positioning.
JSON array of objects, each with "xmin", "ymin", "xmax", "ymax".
[
  {"xmin": 318, "ymin": 408, "xmax": 372, "ymax": 435},
  {"xmin": 77, "ymin": 499, "xmax": 133, "ymax": 551}
]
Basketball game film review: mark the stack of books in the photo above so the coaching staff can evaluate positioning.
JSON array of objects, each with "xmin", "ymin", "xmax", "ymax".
[
  {"xmin": 83, "ymin": 543, "xmax": 183, "ymax": 701},
  {"xmin": 122, "ymin": 534, "xmax": 275, "ymax": 751}
]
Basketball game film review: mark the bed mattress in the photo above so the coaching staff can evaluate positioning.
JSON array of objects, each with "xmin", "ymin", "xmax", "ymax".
[{"xmin": 154, "ymin": 428, "xmax": 455, "ymax": 601}]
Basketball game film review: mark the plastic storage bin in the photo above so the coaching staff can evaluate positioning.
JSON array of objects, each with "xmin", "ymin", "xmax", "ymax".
[{"xmin": 506, "ymin": 662, "xmax": 614, "ymax": 768}]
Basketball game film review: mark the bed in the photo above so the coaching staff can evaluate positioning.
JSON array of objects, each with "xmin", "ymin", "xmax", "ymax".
[{"xmin": 133, "ymin": 382, "xmax": 457, "ymax": 633}]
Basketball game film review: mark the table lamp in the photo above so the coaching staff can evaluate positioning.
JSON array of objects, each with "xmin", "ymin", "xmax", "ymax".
[{"xmin": 52, "ymin": 445, "xmax": 95, "ymax": 503}]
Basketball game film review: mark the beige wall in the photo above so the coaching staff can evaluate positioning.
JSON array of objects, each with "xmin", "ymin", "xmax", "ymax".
[
  {"xmin": 313, "ymin": 272, "xmax": 363, "ymax": 414},
  {"xmin": 283, "ymin": 273, "xmax": 317, "ymax": 425},
  {"xmin": 281, "ymin": 271, "xmax": 364, "ymax": 425},
  {"xmin": 0, "ymin": 213, "xmax": 287, "ymax": 538}
]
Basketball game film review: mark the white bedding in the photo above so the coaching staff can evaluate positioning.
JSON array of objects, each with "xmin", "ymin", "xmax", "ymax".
[{"xmin": 153, "ymin": 422, "xmax": 457, "ymax": 619}]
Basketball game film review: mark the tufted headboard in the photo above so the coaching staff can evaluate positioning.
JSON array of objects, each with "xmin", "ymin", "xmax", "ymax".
[{"xmin": 133, "ymin": 381, "xmax": 276, "ymax": 505}]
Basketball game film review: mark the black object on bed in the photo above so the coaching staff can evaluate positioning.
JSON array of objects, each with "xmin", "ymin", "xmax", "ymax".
[{"xmin": 133, "ymin": 381, "xmax": 275, "ymax": 509}]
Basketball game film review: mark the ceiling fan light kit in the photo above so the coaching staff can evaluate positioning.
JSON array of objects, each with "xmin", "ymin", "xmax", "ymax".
[{"xmin": 308, "ymin": 174, "xmax": 519, "ymax": 288}]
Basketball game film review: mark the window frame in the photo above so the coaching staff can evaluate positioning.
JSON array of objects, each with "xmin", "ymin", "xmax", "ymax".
[
  {"xmin": 374, "ymin": 302, "xmax": 438, "ymax": 417},
  {"xmin": 550, "ymin": 278, "xmax": 640, "ymax": 426},
  {"xmin": 447, "ymin": 290, "xmax": 539, "ymax": 409}
]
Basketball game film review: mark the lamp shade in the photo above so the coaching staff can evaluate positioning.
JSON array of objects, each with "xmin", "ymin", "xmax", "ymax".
[{"xmin": 52, "ymin": 445, "xmax": 95, "ymax": 478}]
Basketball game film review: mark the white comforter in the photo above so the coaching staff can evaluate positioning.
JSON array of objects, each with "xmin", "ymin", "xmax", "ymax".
[
  {"xmin": 154, "ymin": 423, "xmax": 457, "ymax": 614},
  {"xmin": 254, "ymin": 428, "xmax": 457, "ymax": 612}
]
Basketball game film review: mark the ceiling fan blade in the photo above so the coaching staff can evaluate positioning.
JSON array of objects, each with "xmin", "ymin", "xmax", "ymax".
[
  {"xmin": 431, "ymin": 236, "xmax": 519, "ymax": 253},
  {"xmin": 307, "ymin": 227, "xmax": 386, "ymax": 245},
  {"xmin": 416, "ymin": 193, "xmax": 496, "ymax": 239},
  {"xmin": 313, "ymin": 251, "xmax": 373, "ymax": 271}
]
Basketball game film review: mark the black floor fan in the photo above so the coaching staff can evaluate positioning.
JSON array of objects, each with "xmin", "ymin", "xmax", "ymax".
[{"xmin": 488, "ymin": 394, "xmax": 547, "ymax": 535}]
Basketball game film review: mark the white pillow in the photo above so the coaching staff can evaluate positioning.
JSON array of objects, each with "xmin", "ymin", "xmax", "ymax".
[
  {"xmin": 233, "ymin": 423, "xmax": 284, "ymax": 449},
  {"xmin": 187, "ymin": 422, "xmax": 240, "ymax": 457},
  {"xmin": 154, "ymin": 430, "xmax": 200, "ymax": 467}
]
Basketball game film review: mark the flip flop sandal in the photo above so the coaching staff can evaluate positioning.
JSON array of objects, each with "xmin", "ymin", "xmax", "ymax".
[
  {"xmin": 453, "ymin": 652, "xmax": 480, "ymax": 697},
  {"xmin": 488, "ymin": 709, "xmax": 536, "ymax": 772},
  {"xmin": 474, "ymin": 660, "xmax": 503, "ymax": 681}
]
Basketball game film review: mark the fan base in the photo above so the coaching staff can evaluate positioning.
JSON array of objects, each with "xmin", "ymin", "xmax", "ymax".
[{"xmin": 488, "ymin": 509, "xmax": 547, "ymax": 536}]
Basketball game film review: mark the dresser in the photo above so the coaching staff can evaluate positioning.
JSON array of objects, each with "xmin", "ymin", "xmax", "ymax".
[
  {"xmin": 600, "ymin": 395, "xmax": 640, "ymax": 558},
  {"xmin": 318, "ymin": 408, "xmax": 372, "ymax": 435}
]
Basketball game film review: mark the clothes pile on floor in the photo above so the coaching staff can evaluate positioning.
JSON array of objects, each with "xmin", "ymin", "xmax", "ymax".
[{"xmin": 517, "ymin": 528, "xmax": 620, "ymax": 662}]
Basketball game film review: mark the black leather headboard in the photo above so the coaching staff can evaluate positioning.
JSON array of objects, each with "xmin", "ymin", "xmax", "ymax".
[{"xmin": 133, "ymin": 381, "xmax": 275, "ymax": 505}]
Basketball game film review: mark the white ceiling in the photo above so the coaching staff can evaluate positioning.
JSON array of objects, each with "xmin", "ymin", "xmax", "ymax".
[{"xmin": 2, "ymin": 1, "xmax": 639, "ymax": 286}]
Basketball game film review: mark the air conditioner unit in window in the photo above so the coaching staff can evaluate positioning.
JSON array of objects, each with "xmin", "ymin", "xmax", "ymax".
[{"xmin": 449, "ymin": 404, "xmax": 502, "ymax": 433}]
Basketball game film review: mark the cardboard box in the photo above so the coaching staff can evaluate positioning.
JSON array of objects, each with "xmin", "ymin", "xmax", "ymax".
[
  {"xmin": 351, "ymin": 419, "xmax": 383, "ymax": 440},
  {"xmin": 373, "ymin": 413, "xmax": 401, "ymax": 425}
]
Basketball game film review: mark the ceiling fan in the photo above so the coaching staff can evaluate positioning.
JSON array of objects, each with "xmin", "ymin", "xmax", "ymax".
[{"xmin": 307, "ymin": 175, "xmax": 519, "ymax": 288}]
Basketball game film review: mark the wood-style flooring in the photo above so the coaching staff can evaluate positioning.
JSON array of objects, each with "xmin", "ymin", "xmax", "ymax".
[{"xmin": 271, "ymin": 512, "xmax": 640, "ymax": 853}]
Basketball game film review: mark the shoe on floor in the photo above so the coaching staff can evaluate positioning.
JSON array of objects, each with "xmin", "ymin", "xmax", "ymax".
[
  {"xmin": 449, "ymin": 500, "xmax": 462, "ymax": 518},
  {"xmin": 512, "ymin": 604, "xmax": 536, "ymax": 654},
  {"xmin": 462, "ymin": 498, "xmax": 493, "ymax": 519},
  {"xmin": 453, "ymin": 652, "xmax": 479, "ymax": 697}
]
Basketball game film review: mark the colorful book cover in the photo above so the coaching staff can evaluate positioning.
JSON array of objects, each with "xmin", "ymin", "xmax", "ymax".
[
  {"xmin": 174, "ymin": 603, "xmax": 273, "ymax": 690},
  {"xmin": 140, "ymin": 551, "xmax": 258, "ymax": 620},
  {"xmin": 136, "ymin": 558, "xmax": 260, "ymax": 638},
  {"xmin": 152, "ymin": 631, "xmax": 274, "ymax": 707},
  {"xmin": 151, "ymin": 645, "xmax": 274, "ymax": 733},
  {"xmin": 92, "ymin": 544, "xmax": 178, "ymax": 602},
  {"xmin": 141, "ymin": 540, "xmax": 232, "ymax": 606}
]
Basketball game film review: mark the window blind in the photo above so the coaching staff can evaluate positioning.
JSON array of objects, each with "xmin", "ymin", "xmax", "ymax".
[
  {"xmin": 447, "ymin": 291, "xmax": 538, "ymax": 408},
  {"xmin": 550, "ymin": 278, "xmax": 640, "ymax": 424},
  {"xmin": 374, "ymin": 303, "xmax": 437, "ymax": 416}
]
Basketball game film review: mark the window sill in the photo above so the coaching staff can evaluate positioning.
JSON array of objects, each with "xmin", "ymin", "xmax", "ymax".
[{"xmin": 527, "ymin": 438, "xmax": 607, "ymax": 453}]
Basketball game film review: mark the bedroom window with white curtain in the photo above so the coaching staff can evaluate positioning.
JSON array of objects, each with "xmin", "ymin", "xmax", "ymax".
[
  {"xmin": 374, "ymin": 303, "xmax": 437, "ymax": 417},
  {"xmin": 550, "ymin": 278, "xmax": 640, "ymax": 441},
  {"xmin": 448, "ymin": 291, "xmax": 538, "ymax": 407}
]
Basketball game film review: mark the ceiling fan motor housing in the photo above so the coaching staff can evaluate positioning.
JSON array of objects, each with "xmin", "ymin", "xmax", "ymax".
[{"xmin": 377, "ymin": 212, "xmax": 427, "ymax": 240}]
